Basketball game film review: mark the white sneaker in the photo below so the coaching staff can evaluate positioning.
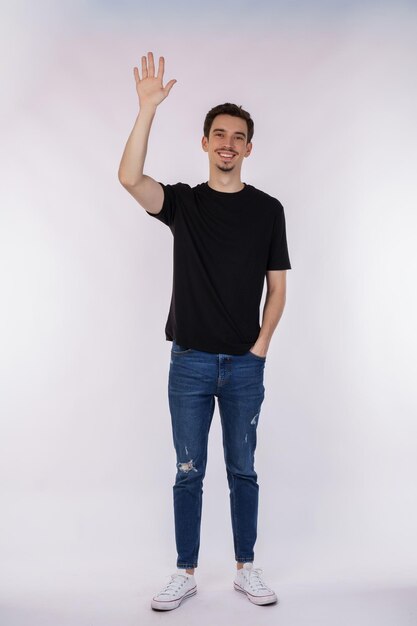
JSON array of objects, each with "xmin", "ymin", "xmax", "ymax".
[
  {"xmin": 151, "ymin": 569, "xmax": 197, "ymax": 611},
  {"xmin": 234, "ymin": 562, "xmax": 278, "ymax": 605}
]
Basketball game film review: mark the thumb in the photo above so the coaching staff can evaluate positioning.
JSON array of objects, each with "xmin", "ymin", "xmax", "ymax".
[{"xmin": 164, "ymin": 79, "xmax": 177, "ymax": 96}]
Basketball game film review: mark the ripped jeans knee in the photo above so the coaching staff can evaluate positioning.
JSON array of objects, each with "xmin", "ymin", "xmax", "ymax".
[{"xmin": 177, "ymin": 459, "xmax": 198, "ymax": 473}]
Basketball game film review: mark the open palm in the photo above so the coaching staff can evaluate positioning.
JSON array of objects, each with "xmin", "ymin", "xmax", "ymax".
[{"xmin": 134, "ymin": 51, "xmax": 177, "ymax": 107}]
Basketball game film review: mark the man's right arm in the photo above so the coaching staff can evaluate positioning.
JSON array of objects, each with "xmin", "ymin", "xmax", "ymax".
[{"xmin": 118, "ymin": 52, "xmax": 177, "ymax": 214}]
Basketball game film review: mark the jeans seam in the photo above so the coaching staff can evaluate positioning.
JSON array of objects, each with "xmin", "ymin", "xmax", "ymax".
[{"xmin": 232, "ymin": 473, "xmax": 239, "ymax": 555}]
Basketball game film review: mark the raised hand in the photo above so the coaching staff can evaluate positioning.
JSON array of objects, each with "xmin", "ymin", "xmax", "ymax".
[{"xmin": 133, "ymin": 51, "xmax": 177, "ymax": 108}]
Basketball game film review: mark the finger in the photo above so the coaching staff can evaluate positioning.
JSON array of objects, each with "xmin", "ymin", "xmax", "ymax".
[
  {"xmin": 133, "ymin": 66, "xmax": 140, "ymax": 84},
  {"xmin": 148, "ymin": 51, "xmax": 155, "ymax": 77},
  {"xmin": 164, "ymin": 79, "xmax": 177, "ymax": 95},
  {"xmin": 157, "ymin": 56, "xmax": 164, "ymax": 81},
  {"xmin": 141, "ymin": 55, "xmax": 147, "ymax": 79}
]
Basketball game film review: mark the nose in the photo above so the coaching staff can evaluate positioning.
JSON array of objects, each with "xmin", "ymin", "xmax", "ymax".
[{"xmin": 222, "ymin": 141, "xmax": 236, "ymax": 151}]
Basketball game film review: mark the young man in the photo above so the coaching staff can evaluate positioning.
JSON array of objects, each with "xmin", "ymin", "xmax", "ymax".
[{"xmin": 118, "ymin": 51, "xmax": 291, "ymax": 611}]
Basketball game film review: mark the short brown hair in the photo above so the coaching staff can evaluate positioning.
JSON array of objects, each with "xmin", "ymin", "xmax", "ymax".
[{"xmin": 203, "ymin": 103, "xmax": 254, "ymax": 144}]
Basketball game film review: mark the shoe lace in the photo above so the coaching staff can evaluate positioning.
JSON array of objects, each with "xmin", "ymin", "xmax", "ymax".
[
  {"xmin": 158, "ymin": 573, "xmax": 188, "ymax": 597},
  {"xmin": 249, "ymin": 568, "xmax": 272, "ymax": 592}
]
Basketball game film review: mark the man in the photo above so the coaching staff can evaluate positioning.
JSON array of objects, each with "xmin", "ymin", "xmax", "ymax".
[{"xmin": 118, "ymin": 51, "xmax": 291, "ymax": 611}]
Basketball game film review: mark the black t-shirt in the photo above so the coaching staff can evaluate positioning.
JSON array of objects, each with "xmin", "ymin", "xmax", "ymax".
[{"xmin": 146, "ymin": 181, "xmax": 291, "ymax": 355}]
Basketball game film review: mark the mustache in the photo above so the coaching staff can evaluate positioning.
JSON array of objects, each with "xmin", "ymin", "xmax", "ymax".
[{"xmin": 216, "ymin": 149, "xmax": 237, "ymax": 155}]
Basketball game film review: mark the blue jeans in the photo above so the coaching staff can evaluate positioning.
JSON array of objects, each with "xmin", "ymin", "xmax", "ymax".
[{"xmin": 168, "ymin": 338, "xmax": 266, "ymax": 569}]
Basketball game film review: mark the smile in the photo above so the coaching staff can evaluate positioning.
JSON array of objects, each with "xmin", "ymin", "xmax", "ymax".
[{"xmin": 217, "ymin": 152, "xmax": 236, "ymax": 160}]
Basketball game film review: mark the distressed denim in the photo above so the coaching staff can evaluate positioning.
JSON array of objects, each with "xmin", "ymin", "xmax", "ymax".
[{"xmin": 168, "ymin": 338, "xmax": 266, "ymax": 569}]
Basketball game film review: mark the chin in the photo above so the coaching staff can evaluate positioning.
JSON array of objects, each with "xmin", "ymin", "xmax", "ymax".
[{"xmin": 216, "ymin": 165, "xmax": 235, "ymax": 172}]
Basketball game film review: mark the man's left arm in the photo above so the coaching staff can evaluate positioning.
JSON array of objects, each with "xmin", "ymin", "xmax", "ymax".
[{"xmin": 250, "ymin": 270, "xmax": 287, "ymax": 358}]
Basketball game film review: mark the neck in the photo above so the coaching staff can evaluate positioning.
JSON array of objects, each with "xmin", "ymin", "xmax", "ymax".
[{"xmin": 207, "ymin": 167, "xmax": 244, "ymax": 193}]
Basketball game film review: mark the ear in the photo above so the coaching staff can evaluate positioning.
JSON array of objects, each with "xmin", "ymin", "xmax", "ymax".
[
  {"xmin": 201, "ymin": 136, "xmax": 209, "ymax": 152},
  {"xmin": 245, "ymin": 141, "xmax": 253, "ymax": 157}
]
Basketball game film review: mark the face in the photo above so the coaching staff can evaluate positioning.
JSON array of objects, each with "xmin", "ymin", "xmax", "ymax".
[{"xmin": 201, "ymin": 114, "xmax": 252, "ymax": 173}]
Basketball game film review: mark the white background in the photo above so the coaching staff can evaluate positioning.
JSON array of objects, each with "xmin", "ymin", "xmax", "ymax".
[{"xmin": 1, "ymin": 1, "xmax": 416, "ymax": 624}]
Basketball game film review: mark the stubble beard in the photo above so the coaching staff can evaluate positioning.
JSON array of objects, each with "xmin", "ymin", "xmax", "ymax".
[{"xmin": 216, "ymin": 163, "xmax": 235, "ymax": 172}]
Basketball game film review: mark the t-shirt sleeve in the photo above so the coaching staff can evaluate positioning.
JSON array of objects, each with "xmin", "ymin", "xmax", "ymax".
[
  {"xmin": 145, "ymin": 182, "xmax": 184, "ymax": 228},
  {"xmin": 146, "ymin": 181, "xmax": 190, "ymax": 232},
  {"xmin": 267, "ymin": 203, "xmax": 292, "ymax": 270}
]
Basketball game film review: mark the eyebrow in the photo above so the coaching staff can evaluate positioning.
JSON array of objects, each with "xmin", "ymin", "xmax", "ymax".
[{"xmin": 212, "ymin": 127, "xmax": 247, "ymax": 138}]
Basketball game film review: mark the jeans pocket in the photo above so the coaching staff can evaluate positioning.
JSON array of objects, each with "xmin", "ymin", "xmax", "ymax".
[
  {"xmin": 171, "ymin": 339, "xmax": 193, "ymax": 355},
  {"xmin": 247, "ymin": 349, "xmax": 266, "ymax": 362}
]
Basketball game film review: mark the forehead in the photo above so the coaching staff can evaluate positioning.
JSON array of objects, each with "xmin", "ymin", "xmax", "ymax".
[{"xmin": 210, "ymin": 114, "xmax": 247, "ymax": 136}]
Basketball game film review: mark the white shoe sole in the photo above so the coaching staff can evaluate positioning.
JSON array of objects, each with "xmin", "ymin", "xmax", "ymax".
[
  {"xmin": 151, "ymin": 586, "xmax": 197, "ymax": 610},
  {"xmin": 234, "ymin": 581, "xmax": 278, "ymax": 605}
]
